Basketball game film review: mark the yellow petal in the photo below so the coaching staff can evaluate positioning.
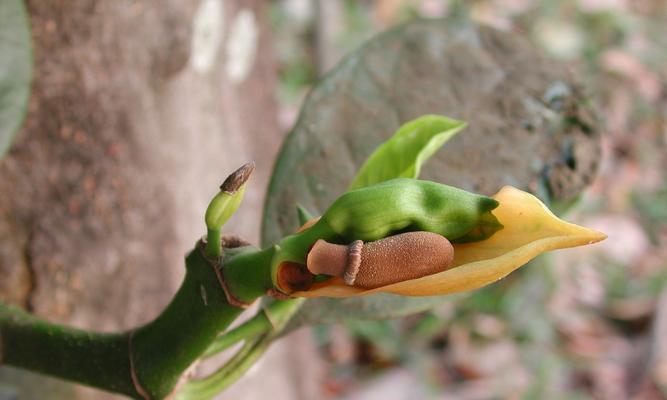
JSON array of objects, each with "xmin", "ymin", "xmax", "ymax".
[{"xmin": 293, "ymin": 186, "xmax": 606, "ymax": 298}]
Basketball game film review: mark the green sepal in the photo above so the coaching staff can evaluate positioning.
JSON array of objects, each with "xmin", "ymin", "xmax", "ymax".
[
  {"xmin": 320, "ymin": 178, "xmax": 501, "ymax": 243},
  {"xmin": 296, "ymin": 204, "xmax": 314, "ymax": 225}
]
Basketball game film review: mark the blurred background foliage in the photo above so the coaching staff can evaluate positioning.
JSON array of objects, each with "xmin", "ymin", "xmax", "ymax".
[{"xmin": 269, "ymin": 1, "xmax": 666, "ymax": 399}]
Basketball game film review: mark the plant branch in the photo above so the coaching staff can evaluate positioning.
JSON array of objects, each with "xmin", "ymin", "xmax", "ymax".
[
  {"xmin": 0, "ymin": 304, "xmax": 135, "ymax": 396},
  {"xmin": 0, "ymin": 240, "xmax": 276, "ymax": 399}
]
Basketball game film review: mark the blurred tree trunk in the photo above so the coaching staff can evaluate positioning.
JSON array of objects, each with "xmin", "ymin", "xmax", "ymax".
[{"xmin": 0, "ymin": 1, "xmax": 319, "ymax": 399}]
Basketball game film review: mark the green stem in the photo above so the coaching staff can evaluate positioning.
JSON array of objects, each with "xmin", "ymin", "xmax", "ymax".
[
  {"xmin": 202, "ymin": 315, "xmax": 269, "ymax": 358},
  {"xmin": 0, "ymin": 305, "xmax": 135, "ymax": 396},
  {"xmin": 176, "ymin": 335, "xmax": 273, "ymax": 400},
  {"xmin": 0, "ymin": 242, "xmax": 275, "ymax": 399},
  {"xmin": 184, "ymin": 299, "xmax": 307, "ymax": 399},
  {"xmin": 221, "ymin": 246, "xmax": 275, "ymax": 303},
  {"xmin": 205, "ymin": 228, "xmax": 222, "ymax": 259},
  {"xmin": 203, "ymin": 298, "xmax": 305, "ymax": 358},
  {"xmin": 129, "ymin": 248, "xmax": 245, "ymax": 398}
]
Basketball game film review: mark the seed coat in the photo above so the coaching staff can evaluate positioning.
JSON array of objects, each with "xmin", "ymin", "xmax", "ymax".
[{"xmin": 306, "ymin": 231, "xmax": 455, "ymax": 289}]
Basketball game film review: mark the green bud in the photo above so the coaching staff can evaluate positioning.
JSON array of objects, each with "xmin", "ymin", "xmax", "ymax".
[
  {"xmin": 205, "ymin": 162, "xmax": 254, "ymax": 231},
  {"xmin": 205, "ymin": 188, "xmax": 245, "ymax": 232},
  {"xmin": 317, "ymin": 178, "xmax": 502, "ymax": 242},
  {"xmin": 204, "ymin": 162, "xmax": 254, "ymax": 258}
]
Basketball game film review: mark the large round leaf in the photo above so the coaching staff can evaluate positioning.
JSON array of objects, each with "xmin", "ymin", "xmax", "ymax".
[
  {"xmin": 261, "ymin": 19, "xmax": 600, "ymax": 325},
  {"xmin": 0, "ymin": 0, "xmax": 32, "ymax": 159},
  {"xmin": 283, "ymin": 293, "xmax": 466, "ymax": 333}
]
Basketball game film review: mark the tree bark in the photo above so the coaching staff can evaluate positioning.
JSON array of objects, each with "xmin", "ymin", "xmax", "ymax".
[{"xmin": 0, "ymin": 1, "xmax": 302, "ymax": 398}]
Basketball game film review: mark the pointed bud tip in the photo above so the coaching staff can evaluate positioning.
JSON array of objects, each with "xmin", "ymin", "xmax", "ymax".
[
  {"xmin": 221, "ymin": 161, "xmax": 255, "ymax": 193},
  {"xmin": 589, "ymin": 229, "xmax": 607, "ymax": 243}
]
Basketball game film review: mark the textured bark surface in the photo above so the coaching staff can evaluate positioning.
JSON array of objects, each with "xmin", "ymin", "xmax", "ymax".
[{"xmin": 0, "ymin": 1, "xmax": 299, "ymax": 399}]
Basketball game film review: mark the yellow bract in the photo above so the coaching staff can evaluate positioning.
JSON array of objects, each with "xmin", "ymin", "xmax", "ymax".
[{"xmin": 293, "ymin": 186, "xmax": 606, "ymax": 298}]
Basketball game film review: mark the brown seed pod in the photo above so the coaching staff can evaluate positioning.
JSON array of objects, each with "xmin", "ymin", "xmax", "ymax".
[{"xmin": 306, "ymin": 231, "xmax": 455, "ymax": 289}]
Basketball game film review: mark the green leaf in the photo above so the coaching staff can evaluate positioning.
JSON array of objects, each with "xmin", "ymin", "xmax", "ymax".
[
  {"xmin": 349, "ymin": 115, "xmax": 465, "ymax": 190},
  {"xmin": 261, "ymin": 19, "xmax": 600, "ymax": 328},
  {"xmin": 0, "ymin": 0, "xmax": 32, "ymax": 159}
]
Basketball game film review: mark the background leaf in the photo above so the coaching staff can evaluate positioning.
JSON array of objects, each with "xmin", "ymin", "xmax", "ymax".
[
  {"xmin": 349, "ymin": 114, "xmax": 465, "ymax": 189},
  {"xmin": 283, "ymin": 293, "xmax": 465, "ymax": 333},
  {"xmin": 261, "ymin": 19, "xmax": 600, "ymax": 328},
  {"xmin": 0, "ymin": 0, "xmax": 32, "ymax": 159}
]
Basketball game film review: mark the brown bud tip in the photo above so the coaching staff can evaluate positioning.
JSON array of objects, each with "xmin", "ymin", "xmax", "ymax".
[{"xmin": 220, "ymin": 161, "xmax": 255, "ymax": 193}]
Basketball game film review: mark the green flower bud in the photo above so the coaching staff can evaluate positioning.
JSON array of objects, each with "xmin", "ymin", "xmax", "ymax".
[
  {"xmin": 271, "ymin": 178, "xmax": 503, "ymax": 293},
  {"xmin": 205, "ymin": 162, "xmax": 254, "ymax": 231},
  {"xmin": 204, "ymin": 162, "xmax": 254, "ymax": 258}
]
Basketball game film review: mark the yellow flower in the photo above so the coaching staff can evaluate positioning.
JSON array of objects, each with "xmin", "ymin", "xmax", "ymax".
[{"xmin": 293, "ymin": 186, "xmax": 606, "ymax": 298}]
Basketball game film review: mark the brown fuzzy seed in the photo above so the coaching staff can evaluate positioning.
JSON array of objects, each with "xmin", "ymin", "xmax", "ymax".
[{"xmin": 306, "ymin": 231, "xmax": 455, "ymax": 289}]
